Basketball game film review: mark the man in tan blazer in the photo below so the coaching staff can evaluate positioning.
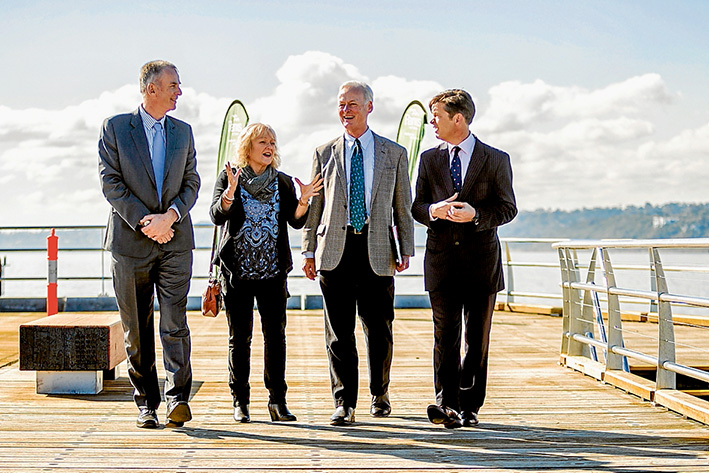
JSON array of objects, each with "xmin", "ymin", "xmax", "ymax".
[{"xmin": 302, "ymin": 81, "xmax": 415, "ymax": 425}]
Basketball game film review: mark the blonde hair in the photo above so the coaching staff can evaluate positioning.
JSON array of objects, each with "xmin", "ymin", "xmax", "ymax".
[{"xmin": 234, "ymin": 123, "xmax": 281, "ymax": 169}]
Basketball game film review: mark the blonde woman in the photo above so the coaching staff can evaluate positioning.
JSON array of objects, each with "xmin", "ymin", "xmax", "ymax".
[{"xmin": 209, "ymin": 123, "xmax": 322, "ymax": 423}]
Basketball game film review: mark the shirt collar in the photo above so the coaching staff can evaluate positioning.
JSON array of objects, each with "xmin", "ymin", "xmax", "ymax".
[
  {"xmin": 447, "ymin": 132, "xmax": 475, "ymax": 157},
  {"xmin": 139, "ymin": 105, "xmax": 166, "ymax": 129},
  {"xmin": 344, "ymin": 128, "xmax": 374, "ymax": 151}
]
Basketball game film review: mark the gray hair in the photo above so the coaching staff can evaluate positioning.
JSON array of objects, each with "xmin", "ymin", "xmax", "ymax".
[
  {"xmin": 139, "ymin": 60, "xmax": 178, "ymax": 94},
  {"xmin": 339, "ymin": 81, "xmax": 374, "ymax": 104}
]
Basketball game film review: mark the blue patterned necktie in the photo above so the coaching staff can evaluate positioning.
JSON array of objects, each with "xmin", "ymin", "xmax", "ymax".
[
  {"xmin": 152, "ymin": 122, "xmax": 166, "ymax": 203},
  {"xmin": 349, "ymin": 138, "xmax": 366, "ymax": 232},
  {"xmin": 451, "ymin": 146, "xmax": 462, "ymax": 192}
]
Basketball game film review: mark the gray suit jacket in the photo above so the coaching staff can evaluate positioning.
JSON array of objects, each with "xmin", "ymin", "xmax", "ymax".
[
  {"xmin": 302, "ymin": 132, "xmax": 415, "ymax": 277},
  {"xmin": 99, "ymin": 108, "xmax": 200, "ymax": 258}
]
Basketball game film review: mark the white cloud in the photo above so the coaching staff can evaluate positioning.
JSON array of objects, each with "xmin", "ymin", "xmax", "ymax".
[{"xmin": 0, "ymin": 53, "xmax": 707, "ymax": 226}]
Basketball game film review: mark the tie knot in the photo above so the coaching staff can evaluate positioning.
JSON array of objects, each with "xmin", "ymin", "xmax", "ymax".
[
  {"xmin": 452, "ymin": 146, "xmax": 461, "ymax": 157},
  {"xmin": 154, "ymin": 122, "xmax": 163, "ymax": 131}
]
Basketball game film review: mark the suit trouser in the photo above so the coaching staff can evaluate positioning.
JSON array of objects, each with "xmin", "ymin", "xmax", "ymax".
[
  {"xmin": 224, "ymin": 276, "xmax": 289, "ymax": 406},
  {"xmin": 319, "ymin": 230, "xmax": 395, "ymax": 408},
  {"xmin": 429, "ymin": 287, "xmax": 496, "ymax": 413},
  {"xmin": 112, "ymin": 247, "xmax": 193, "ymax": 410}
]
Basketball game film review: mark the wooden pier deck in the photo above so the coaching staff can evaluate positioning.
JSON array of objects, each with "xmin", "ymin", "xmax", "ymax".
[{"xmin": 0, "ymin": 309, "xmax": 707, "ymax": 472}]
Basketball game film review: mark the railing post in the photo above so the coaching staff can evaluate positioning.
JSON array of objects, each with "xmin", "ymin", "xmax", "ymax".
[
  {"xmin": 504, "ymin": 241, "xmax": 514, "ymax": 305},
  {"xmin": 559, "ymin": 248, "xmax": 585, "ymax": 356},
  {"xmin": 600, "ymin": 248, "xmax": 625, "ymax": 370},
  {"xmin": 0, "ymin": 255, "xmax": 4, "ymax": 296},
  {"xmin": 651, "ymin": 248, "xmax": 676, "ymax": 390},
  {"xmin": 558, "ymin": 248, "xmax": 571, "ymax": 355},
  {"xmin": 648, "ymin": 248, "xmax": 658, "ymax": 319}
]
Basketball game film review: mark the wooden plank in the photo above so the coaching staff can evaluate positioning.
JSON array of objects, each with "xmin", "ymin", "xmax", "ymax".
[
  {"xmin": 603, "ymin": 369, "xmax": 656, "ymax": 401},
  {"xmin": 654, "ymin": 389, "xmax": 709, "ymax": 425},
  {"xmin": 0, "ymin": 309, "xmax": 707, "ymax": 472}
]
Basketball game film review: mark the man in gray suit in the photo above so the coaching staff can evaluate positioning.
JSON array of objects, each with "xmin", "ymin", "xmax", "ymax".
[
  {"xmin": 98, "ymin": 60, "xmax": 200, "ymax": 429},
  {"xmin": 302, "ymin": 81, "xmax": 415, "ymax": 426}
]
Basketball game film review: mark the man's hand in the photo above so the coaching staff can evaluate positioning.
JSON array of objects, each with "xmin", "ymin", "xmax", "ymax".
[
  {"xmin": 302, "ymin": 257, "xmax": 317, "ymax": 281},
  {"xmin": 396, "ymin": 255, "xmax": 410, "ymax": 273},
  {"xmin": 446, "ymin": 202, "xmax": 476, "ymax": 223},
  {"xmin": 140, "ymin": 209, "xmax": 178, "ymax": 244},
  {"xmin": 429, "ymin": 193, "xmax": 458, "ymax": 220}
]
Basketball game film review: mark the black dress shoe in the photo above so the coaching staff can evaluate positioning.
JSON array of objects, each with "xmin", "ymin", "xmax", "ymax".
[
  {"xmin": 137, "ymin": 408, "xmax": 159, "ymax": 429},
  {"xmin": 330, "ymin": 406, "xmax": 355, "ymax": 426},
  {"xmin": 427, "ymin": 404, "xmax": 463, "ymax": 429},
  {"xmin": 461, "ymin": 410, "xmax": 479, "ymax": 427},
  {"xmin": 234, "ymin": 404, "xmax": 250, "ymax": 423},
  {"xmin": 370, "ymin": 393, "xmax": 391, "ymax": 417},
  {"xmin": 166, "ymin": 401, "xmax": 192, "ymax": 427},
  {"xmin": 268, "ymin": 403, "xmax": 297, "ymax": 422}
]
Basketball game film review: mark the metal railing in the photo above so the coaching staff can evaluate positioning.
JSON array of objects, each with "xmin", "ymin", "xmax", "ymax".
[
  {"xmin": 0, "ymin": 225, "xmax": 566, "ymax": 309},
  {"xmin": 553, "ymin": 239, "xmax": 709, "ymax": 391}
]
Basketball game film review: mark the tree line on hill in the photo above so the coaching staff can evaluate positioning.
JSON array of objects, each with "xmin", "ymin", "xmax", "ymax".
[{"xmin": 499, "ymin": 202, "xmax": 709, "ymax": 239}]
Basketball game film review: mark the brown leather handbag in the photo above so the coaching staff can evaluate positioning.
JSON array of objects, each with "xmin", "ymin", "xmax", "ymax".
[{"xmin": 201, "ymin": 226, "xmax": 222, "ymax": 317}]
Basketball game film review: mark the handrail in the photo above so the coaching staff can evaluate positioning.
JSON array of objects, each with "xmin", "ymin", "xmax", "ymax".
[
  {"xmin": 554, "ymin": 239, "xmax": 709, "ymax": 395},
  {"xmin": 0, "ymin": 225, "xmax": 568, "ymax": 309}
]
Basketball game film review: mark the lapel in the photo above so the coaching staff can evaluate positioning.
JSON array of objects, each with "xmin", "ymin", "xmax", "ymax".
[
  {"xmin": 370, "ymin": 133, "xmax": 388, "ymax": 205},
  {"xmin": 331, "ymin": 136, "xmax": 348, "ymax": 201},
  {"xmin": 435, "ymin": 143, "xmax": 456, "ymax": 197},
  {"xmin": 129, "ymin": 109, "xmax": 157, "ymax": 188},
  {"xmin": 162, "ymin": 116, "xmax": 177, "ymax": 185},
  {"xmin": 459, "ymin": 135, "xmax": 487, "ymax": 198}
]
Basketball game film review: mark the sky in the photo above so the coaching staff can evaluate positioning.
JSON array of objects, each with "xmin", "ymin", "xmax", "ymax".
[{"xmin": 1, "ymin": 0, "xmax": 708, "ymax": 226}]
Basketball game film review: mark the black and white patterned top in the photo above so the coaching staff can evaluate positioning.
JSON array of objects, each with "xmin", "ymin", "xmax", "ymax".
[{"xmin": 231, "ymin": 179, "xmax": 280, "ymax": 280}]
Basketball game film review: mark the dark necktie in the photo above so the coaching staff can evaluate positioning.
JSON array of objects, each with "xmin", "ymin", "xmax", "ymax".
[
  {"xmin": 349, "ymin": 138, "xmax": 366, "ymax": 232},
  {"xmin": 152, "ymin": 122, "xmax": 166, "ymax": 203},
  {"xmin": 451, "ymin": 146, "xmax": 462, "ymax": 192}
]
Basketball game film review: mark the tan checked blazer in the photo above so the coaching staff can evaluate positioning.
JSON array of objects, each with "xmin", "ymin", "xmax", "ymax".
[{"xmin": 302, "ymin": 132, "xmax": 415, "ymax": 277}]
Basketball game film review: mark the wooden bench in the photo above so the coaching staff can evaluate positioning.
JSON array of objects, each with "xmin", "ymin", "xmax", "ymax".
[{"xmin": 19, "ymin": 313, "xmax": 126, "ymax": 394}]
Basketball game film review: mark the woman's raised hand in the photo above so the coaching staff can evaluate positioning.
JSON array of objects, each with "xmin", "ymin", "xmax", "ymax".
[{"xmin": 294, "ymin": 173, "xmax": 323, "ymax": 205}]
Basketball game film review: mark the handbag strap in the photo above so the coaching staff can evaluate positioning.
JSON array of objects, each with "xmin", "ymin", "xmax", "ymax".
[{"xmin": 208, "ymin": 225, "xmax": 219, "ymax": 278}]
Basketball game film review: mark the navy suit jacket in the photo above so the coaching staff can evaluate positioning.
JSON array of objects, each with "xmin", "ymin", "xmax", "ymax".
[
  {"xmin": 411, "ymin": 137, "xmax": 517, "ymax": 293},
  {"xmin": 99, "ymin": 108, "xmax": 200, "ymax": 258}
]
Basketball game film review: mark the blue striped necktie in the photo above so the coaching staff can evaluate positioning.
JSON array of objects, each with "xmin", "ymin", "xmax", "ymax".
[
  {"xmin": 451, "ymin": 146, "xmax": 462, "ymax": 192},
  {"xmin": 152, "ymin": 122, "xmax": 166, "ymax": 203},
  {"xmin": 349, "ymin": 138, "xmax": 366, "ymax": 232}
]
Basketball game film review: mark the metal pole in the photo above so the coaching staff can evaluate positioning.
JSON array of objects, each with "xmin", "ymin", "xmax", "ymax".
[{"xmin": 47, "ymin": 229, "xmax": 58, "ymax": 316}]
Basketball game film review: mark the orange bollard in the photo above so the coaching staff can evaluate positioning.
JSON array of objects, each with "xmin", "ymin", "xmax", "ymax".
[{"xmin": 47, "ymin": 229, "xmax": 58, "ymax": 316}]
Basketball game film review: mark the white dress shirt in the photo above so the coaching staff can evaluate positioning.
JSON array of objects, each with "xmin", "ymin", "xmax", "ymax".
[
  {"xmin": 428, "ymin": 132, "xmax": 477, "ymax": 221},
  {"xmin": 139, "ymin": 105, "xmax": 181, "ymax": 219}
]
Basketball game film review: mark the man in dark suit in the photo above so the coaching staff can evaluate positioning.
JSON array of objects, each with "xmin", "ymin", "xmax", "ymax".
[
  {"xmin": 98, "ymin": 60, "xmax": 200, "ymax": 429},
  {"xmin": 302, "ymin": 81, "xmax": 415, "ymax": 426},
  {"xmin": 412, "ymin": 89, "xmax": 517, "ymax": 428}
]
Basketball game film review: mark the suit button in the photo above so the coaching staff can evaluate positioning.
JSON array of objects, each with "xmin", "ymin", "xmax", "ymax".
[{"xmin": 454, "ymin": 241, "xmax": 460, "ymax": 246}]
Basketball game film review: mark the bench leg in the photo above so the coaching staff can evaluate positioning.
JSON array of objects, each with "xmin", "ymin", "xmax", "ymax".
[
  {"xmin": 103, "ymin": 365, "xmax": 120, "ymax": 381},
  {"xmin": 36, "ymin": 371, "xmax": 104, "ymax": 394}
]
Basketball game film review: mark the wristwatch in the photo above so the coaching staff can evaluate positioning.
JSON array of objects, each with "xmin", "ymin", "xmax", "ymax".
[{"xmin": 472, "ymin": 209, "xmax": 480, "ymax": 226}]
